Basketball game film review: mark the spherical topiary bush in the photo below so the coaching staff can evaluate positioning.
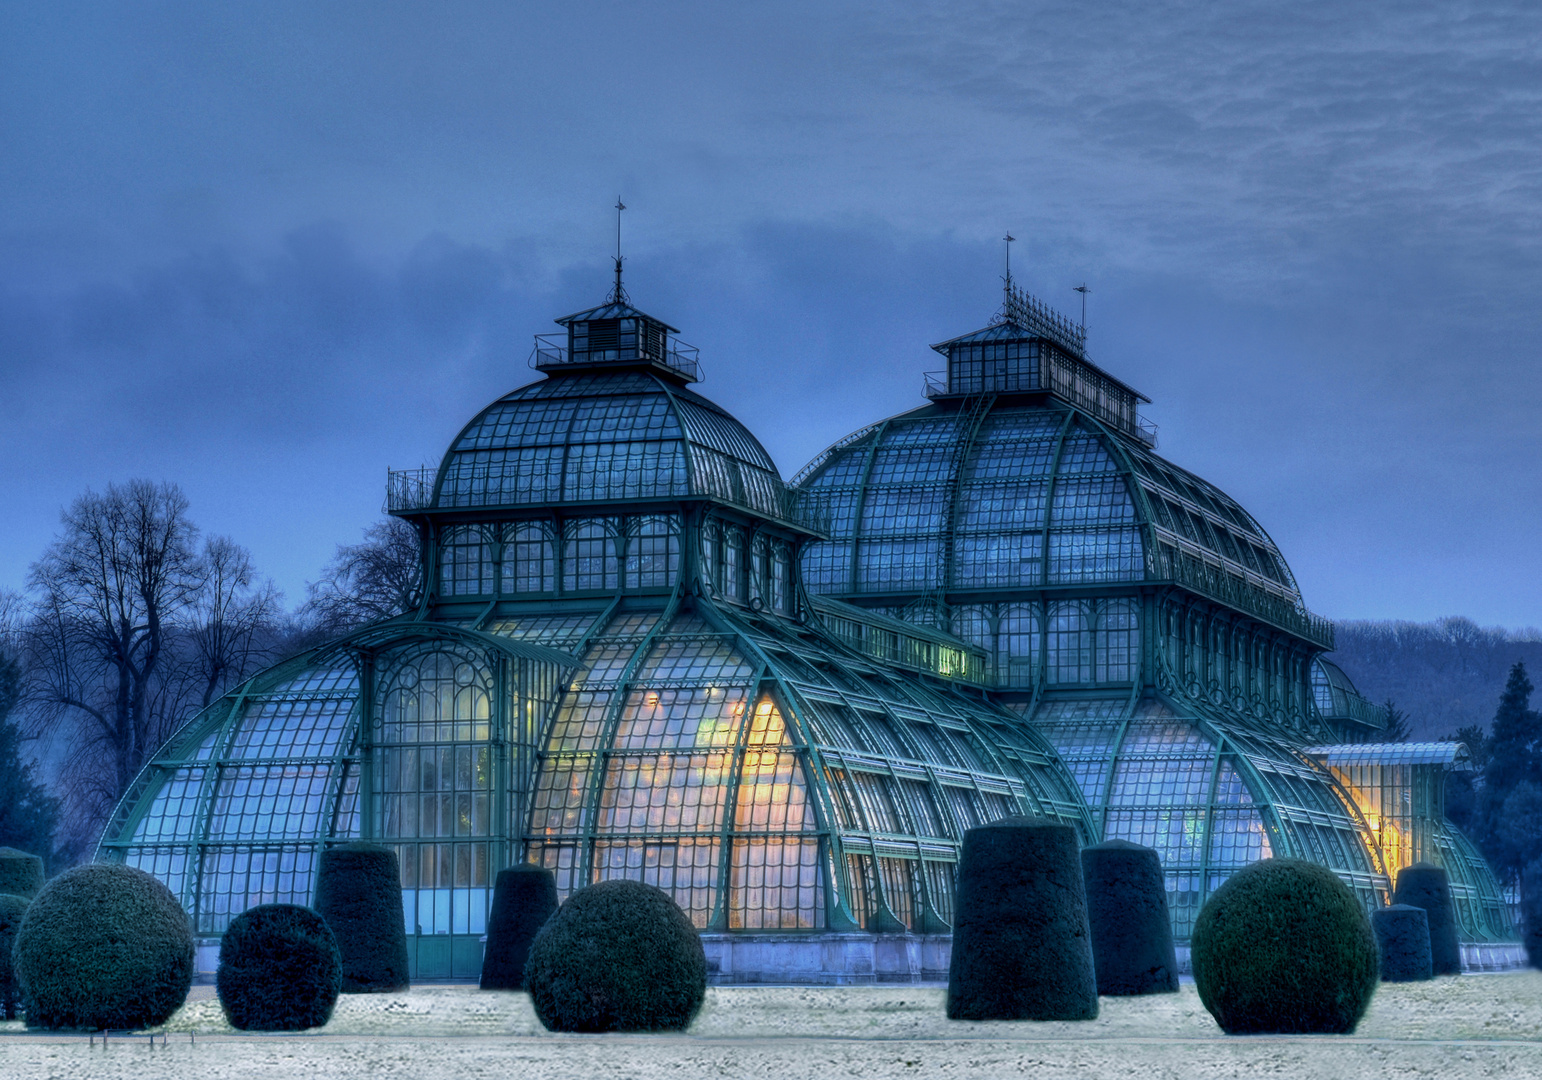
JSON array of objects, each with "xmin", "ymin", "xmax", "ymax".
[
  {"xmin": 13, "ymin": 863, "xmax": 193, "ymax": 1030},
  {"xmin": 0, "ymin": 848, "xmax": 44, "ymax": 900},
  {"xmin": 0, "ymin": 893, "xmax": 29, "ymax": 1020},
  {"xmin": 1191, "ymin": 858, "xmax": 1378, "ymax": 1035},
  {"xmin": 314, "ymin": 843, "xmax": 409, "ymax": 993},
  {"xmin": 946, "ymin": 815, "xmax": 1099, "ymax": 1021},
  {"xmin": 1081, "ymin": 839, "xmax": 1179, "ymax": 996},
  {"xmin": 481, "ymin": 864, "xmax": 558, "ymax": 990},
  {"xmin": 524, "ymin": 879, "xmax": 706, "ymax": 1032},
  {"xmin": 1392, "ymin": 863, "xmax": 1461, "ymax": 975},
  {"xmin": 1372, "ymin": 904, "xmax": 1432, "ymax": 982},
  {"xmin": 216, "ymin": 904, "xmax": 343, "ymax": 1031}
]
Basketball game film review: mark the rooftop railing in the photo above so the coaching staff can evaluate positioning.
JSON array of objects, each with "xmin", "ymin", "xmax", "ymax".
[
  {"xmin": 530, "ymin": 334, "xmax": 701, "ymax": 382},
  {"xmin": 1151, "ymin": 543, "xmax": 1334, "ymax": 648},
  {"xmin": 923, "ymin": 370, "xmax": 1158, "ymax": 448},
  {"xmin": 385, "ymin": 467, "xmax": 436, "ymax": 512}
]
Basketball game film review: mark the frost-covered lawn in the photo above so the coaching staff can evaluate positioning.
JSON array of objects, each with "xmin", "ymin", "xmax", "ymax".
[{"xmin": 3, "ymin": 973, "xmax": 1540, "ymax": 1079}]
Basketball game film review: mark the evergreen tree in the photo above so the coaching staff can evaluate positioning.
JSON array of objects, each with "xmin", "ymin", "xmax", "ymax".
[
  {"xmin": 0, "ymin": 653, "xmax": 61, "ymax": 869},
  {"xmin": 1380, "ymin": 700, "xmax": 1412, "ymax": 743},
  {"xmin": 1476, "ymin": 663, "xmax": 1542, "ymax": 884}
]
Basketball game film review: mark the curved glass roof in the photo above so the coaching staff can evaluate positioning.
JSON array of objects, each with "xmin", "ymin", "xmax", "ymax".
[
  {"xmin": 794, "ymin": 401, "xmax": 1301, "ymax": 606},
  {"xmin": 435, "ymin": 370, "xmax": 788, "ymax": 520}
]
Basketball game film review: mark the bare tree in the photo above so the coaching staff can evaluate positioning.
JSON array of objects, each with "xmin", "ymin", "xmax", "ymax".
[
  {"xmin": 303, "ymin": 518, "xmax": 423, "ymax": 634},
  {"xmin": 25, "ymin": 482, "xmax": 202, "ymax": 822},
  {"xmin": 185, "ymin": 535, "xmax": 284, "ymax": 709}
]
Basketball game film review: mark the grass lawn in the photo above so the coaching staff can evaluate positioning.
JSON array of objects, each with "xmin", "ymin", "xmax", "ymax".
[{"xmin": 2, "ymin": 972, "xmax": 1539, "ymax": 1078}]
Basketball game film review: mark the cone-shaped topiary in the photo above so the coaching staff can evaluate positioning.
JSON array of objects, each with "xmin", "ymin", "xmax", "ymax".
[
  {"xmin": 13, "ymin": 863, "xmax": 193, "ymax": 1030},
  {"xmin": 1081, "ymin": 839, "xmax": 1179, "ymax": 996},
  {"xmin": 314, "ymin": 843, "xmax": 410, "ymax": 993},
  {"xmin": 947, "ymin": 815, "xmax": 1099, "ymax": 1021},
  {"xmin": 216, "ymin": 904, "xmax": 343, "ymax": 1030},
  {"xmin": 524, "ymin": 879, "xmax": 706, "ymax": 1032},
  {"xmin": 1392, "ymin": 863, "xmax": 1461, "ymax": 975},
  {"xmin": 1372, "ymin": 904, "xmax": 1432, "ymax": 982},
  {"xmin": 480, "ymin": 864, "xmax": 558, "ymax": 990},
  {"xmin": 1192, "ymin": 858, "xmax": 1378, "ymax": 1034},
  {"xmin": 0, "ymin": 848, "xmax": 44, "ymax": 900},
  {"xmin": 0, "ymin": 893, "xmax": 28, "ymax": 1020}
]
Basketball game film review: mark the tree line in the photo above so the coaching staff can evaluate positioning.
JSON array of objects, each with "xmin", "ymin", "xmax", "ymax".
[{"xmin": 0, "ymin": 480, "xmax": 421, "ymax": 868}]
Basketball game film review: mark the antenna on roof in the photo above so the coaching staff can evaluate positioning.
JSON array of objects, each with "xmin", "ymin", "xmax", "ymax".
[
  {"xmin": 1074, "ymin": 283, "xmax": 1090, "ymax": 331},
  {"xmin": 609, "ymin": 198, "xmax": 629, "ymax": 305}
]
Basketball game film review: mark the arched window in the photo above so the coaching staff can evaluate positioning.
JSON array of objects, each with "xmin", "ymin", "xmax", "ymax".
[
  {"xmin": 440, "ymin": 526, "xmax": 494, "ymax": 596},
  {"xmin": 504, "ymin": 522, "xmax": 555, "ymax": 594},
  {"xmin": 1094, "ymin": 598, "xmax": 1140, "ymax": 683},
  {"xmin": 770, "ymin": 541, "xmax": 791, "ymax": 614},
  {"xmin": 720, "ymin": 525, "xmax": 744, "ymax": 601},
  {"xmin": 376, "ymin": 645, "xmax": 494, "ymax": 937},
  {"xmin": 626, "ymin": 516, "xmax": 679, "ymax": 589},
  {"xmin": 1046, "ymin": 600, "xmax": 1092, "ymax": 684},
  {"xmin": 562, "ymin": 519, "xmax": 619, "ymax": 592},
  {"xmin": 1001, "ymin": 602, "xmax": 1042, "ymax": 688}
]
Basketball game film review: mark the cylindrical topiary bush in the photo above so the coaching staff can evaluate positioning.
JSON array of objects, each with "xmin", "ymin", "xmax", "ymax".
[
  {"xmin": 481, "ymin": 864, "xmax": 558, "ymax": 990},
  {"xmin": 1081, "ymin": 839, "xmax": 1179, "ymax": 996},
  {"xmin": 1192, "ymin": 858, "xmax": 1378, "ymax": 1034},
  {"xmin": 0, "ymin": 848, "xmax": 44, "ymax": 900},
  {"xmin": 0, "ymin": 893, "xmax": 29, "ymax": 1020},
  {"xmin": 1372, "ymin": 904, "xmax": 1432, "ymax": 982},
  {"xmin": 13, "ymin": 863, "xmax": 193, "ymax": 1030},
  {"xmin": 524, "ymin": 879, "xmax": 706, "ymax": 1032},
  {"xmin": 946, "ymin": 815, "xmax": 1098, "ymax": 1021},
  {"xmin": 314, "ymin": 843, "xmax": 410, "ymax": 993},
  {"xmin": 1392, "ymin": 863, "xmax": 1461, "ymax": 975},
  {"xmin": 216, "ymin": 904, "xmax": 343, "ymax": 1030}
]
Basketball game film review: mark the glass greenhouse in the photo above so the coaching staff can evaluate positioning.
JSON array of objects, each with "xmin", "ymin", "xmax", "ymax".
[{"xmin": 99, "ymin": 286, "xmax": 1512, "ymax": 980}]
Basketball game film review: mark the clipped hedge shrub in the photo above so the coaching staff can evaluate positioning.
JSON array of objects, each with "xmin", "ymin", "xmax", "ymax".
[
  {"xmin": 13, "ymin": 863, "xmax": 193, "ymax": 1030},
  {"xmin": 524, "ymin": 879, "xmax": 706, "ymax": 1032},
  {"xmin": 0, "ymin": 893, "xmax": 28, "ymax": 1020},
  {"xmin": 1372, "ymin": 904, "xmax": 1432, "ymax": 982},
  {"xmin": 947, "ymin": 815, "xmax": 1098, "ymax": 1021},
  {"xmin": 314, "ymin": 843, "xmax": 409, "ymax": 993},
  {"xmin": 481, "ymin": 864, "xmax": 558, "ymax": 990},
  {"xmin": 1192, "ymin": 858, "xmax": 1378, "ymax": 1034},
  {"xmin": 1081, "ymin": 839, "xmax": 1179, "ymax": 996},
  {"xmin": 1393, "ymin": 863, "xmax": 1461, "ymax": 975},
  {"xmin": 216, "ymin": 904, "xmax": 343, "ymax": 1031},
  {"xmin": 0, "ymin": 848, "xmax": 44, "ymax": 900}
]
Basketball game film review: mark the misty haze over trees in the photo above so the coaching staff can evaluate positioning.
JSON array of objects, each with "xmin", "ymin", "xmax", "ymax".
[{"xmin": 0, "ymin": 477, "xmax": 1535, "ymax": 871}]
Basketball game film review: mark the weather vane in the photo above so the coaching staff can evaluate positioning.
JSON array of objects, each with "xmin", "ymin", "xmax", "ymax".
[
  {"xmin": 609, "ymin": 198, "xmax": 629, "ymax": 305},
  {"xmin": 1003, "ymin": 232, "xmax": 1016, "ymax": 294},
  {"xmin": 1074, "ymin": 283, "xmax": 1090, "ymax": 330}
]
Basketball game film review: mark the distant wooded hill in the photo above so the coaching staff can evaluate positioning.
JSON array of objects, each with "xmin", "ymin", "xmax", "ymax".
[{"xmin": 1325, "ymin": 618, "xmax": 1542, "ymax": 742}]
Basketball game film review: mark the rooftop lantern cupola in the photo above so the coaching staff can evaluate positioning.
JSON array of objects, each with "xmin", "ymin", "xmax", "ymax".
[
  {"xmin": 530, "ymin": 199, "xmax": 701, "ymax": 384},
  {"xmin": 927, "ymin": 280, "xmax": 1155, "ymax": 447},
  {"xmin": 533, "ymin": 301, "xmax": 700, "ymax": 383}
]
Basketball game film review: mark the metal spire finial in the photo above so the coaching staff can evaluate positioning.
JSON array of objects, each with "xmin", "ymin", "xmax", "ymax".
[
  {"xmin": 1074, "ymin": 282, "xmax": 1090, "ymax": 330},
  {"xmin": 609, "ymin": 198, "xmax": 629, "ymax": 304},
  {"xmin": 1003, "ymin": 232, "xmax": 1016, "ymax": 294}
]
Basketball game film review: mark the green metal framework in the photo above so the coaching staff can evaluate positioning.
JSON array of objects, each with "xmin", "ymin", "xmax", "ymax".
[{"xmin": 97, "ymin": 287, "xmax": 1513, "ymax": 974}]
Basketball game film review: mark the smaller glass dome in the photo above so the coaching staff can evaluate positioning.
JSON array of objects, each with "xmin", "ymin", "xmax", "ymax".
[{"xmin": 434, "ymin": 366, "xmax": 788, "ymax": 520}]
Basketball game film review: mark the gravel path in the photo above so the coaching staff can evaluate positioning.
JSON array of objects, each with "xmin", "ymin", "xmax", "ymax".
[{"xmin": 3, "ymin": 972, "xmax": 1539, "ymax": 1079}]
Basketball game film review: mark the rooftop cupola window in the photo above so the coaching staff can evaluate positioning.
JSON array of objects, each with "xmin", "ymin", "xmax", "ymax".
[
  {"xmin": 927, "ymin": 281, "xmax": 1155, "ymax": 445},
  {"xmin": 531, "ymin": 302, "xmax": 701, "ymax": 383}
]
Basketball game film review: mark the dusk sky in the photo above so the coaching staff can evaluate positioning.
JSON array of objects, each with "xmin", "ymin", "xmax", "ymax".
[{"xmin": 3, "ymin": 2, "xmax": 1541, "ymax": 628}]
